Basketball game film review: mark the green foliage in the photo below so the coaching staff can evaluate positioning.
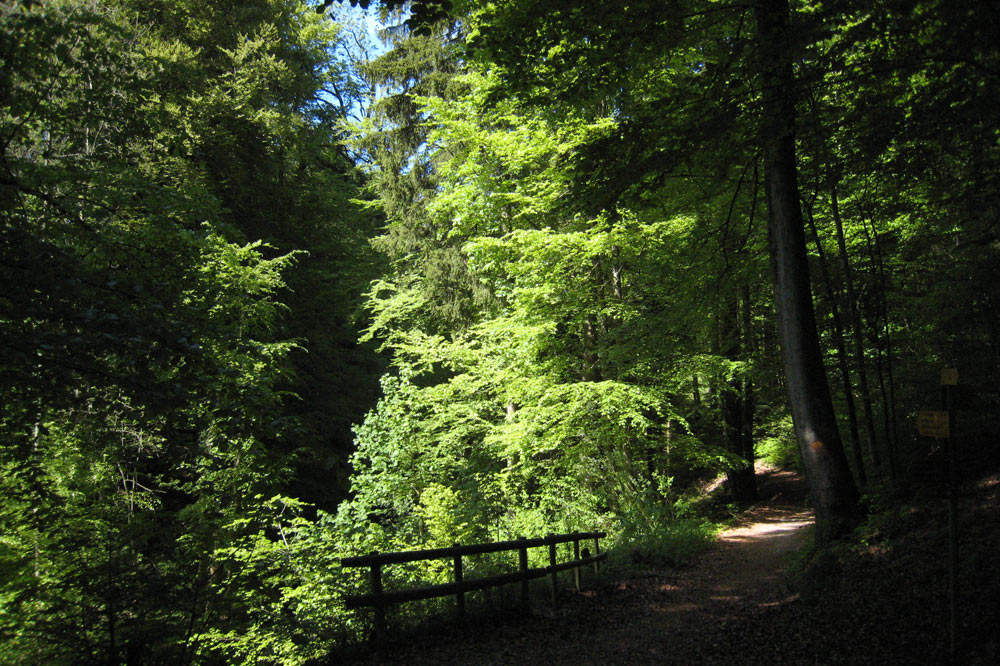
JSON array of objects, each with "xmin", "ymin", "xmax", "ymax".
[
  {"xmin": 756, "ymin": 414, "xmax": 800, "ymax": 470},
  {"xmin": 611, "ymin": 517, "xmax": 721, "ymax": 570},
  {"xmin": 343, "ymin": 28, "xmax": 754, "ymax": 609},
  {"xmin": 416, "ymin": 483, "xmax": 476, "ymax": 547},
  {"xmin": 0, "ymin": 0, "xmax": 380, "ymax": 663},
  {"xmin": 6, "ymin": 0, "xmax": 1000, "ymax": 659}
]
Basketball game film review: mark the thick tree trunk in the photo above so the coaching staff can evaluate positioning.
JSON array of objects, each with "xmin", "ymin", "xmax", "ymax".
[{"xmin": 754, "ymin": 0, "xmax": 861, "ymax": 543}]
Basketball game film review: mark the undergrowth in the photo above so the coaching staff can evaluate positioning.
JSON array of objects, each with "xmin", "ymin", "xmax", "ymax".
[
  {"xmin": 784, "ymin": 468, "xmax": 1000, "ymax": 663},
  {"xmin": 606, "ymin": 517, "xmax": 722, "ymax": 575},
  {"xmin": 756, "ymin": 413, "xmax": 799, "ymax": 469}
]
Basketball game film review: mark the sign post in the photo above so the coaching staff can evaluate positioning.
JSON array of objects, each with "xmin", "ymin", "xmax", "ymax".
[
  {"xmin": 941, "ymin": 368, "xmax": 959, "ymax": 659},
  {"xmin": 918, "ymin": 367, "xmax": 960, "ymax": 659}
]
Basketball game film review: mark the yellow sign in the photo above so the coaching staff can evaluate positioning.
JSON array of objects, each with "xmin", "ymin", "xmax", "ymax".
[
  {"xmin": 941, "ymin": 368, "xmax": 959, "ymax": 385},
  {"xmin": 917, "ymin": 410, "xmax": 950, "ymax": 438}
]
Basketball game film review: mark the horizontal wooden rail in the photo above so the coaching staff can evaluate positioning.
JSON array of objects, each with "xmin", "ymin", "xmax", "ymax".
[
  {"xmin": 345, "ymin": 552, "xmax": 607, "ymax": 608},
  {"xmin": 340, "ymin": 531, "xmax": 605, "ymax": 567},
  {"xmin": 341, "ymin": 531, "xmax": 606, "ymax": 643}
]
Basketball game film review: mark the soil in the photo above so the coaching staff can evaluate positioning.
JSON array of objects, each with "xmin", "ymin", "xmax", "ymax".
[{"xmin": 336, "ymin": 464, "xmax": 1000, "ymax": 666}]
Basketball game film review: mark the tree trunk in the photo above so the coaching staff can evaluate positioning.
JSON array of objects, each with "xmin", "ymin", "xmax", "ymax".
[
  {"xmin": 754, "ymin": 0, "xmax": 861, "ymax": 543},
  {"xmin": 723, "ymin": 291, "xmax": 757, "ymax": 504},
  {"xmin": 830, "ymin": 179, "xmax": 882, "ymax": 472},
  {"xmin": 865, "ymin": 221, "xmax": 901, "ymax": 478},
  {"xmin": 738, "ymin": 286, "xmax": 759, "ymax": 502},
  {"xmin": 581, "ymin": 316, "xmax": 601, "ymax": 382},
  {"xmin": 804, "ymin": 201, "xmax": 867, "ymax": 487}
]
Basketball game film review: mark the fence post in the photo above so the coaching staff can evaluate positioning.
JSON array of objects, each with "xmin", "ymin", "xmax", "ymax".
[
  {"xmin": 453, "ymin": 544, "xmax": 465, "ymax": 618},
  {"xmin": 370, "ymin": 561, "xmax": 386, "ymax": 645},
  {"xmin": 518, "ymin": 536, "xmax": 530, "ymax": 612},
  {"xmin": 573, "ymin": 538, "xmax": 581, "ymax": 592},
  {"xmin": 342, "ymin": 531, "xmax": 606, "ymax": 644},
  {"xmin": 547, "ymin": 534, "xmax": 558, "ymax": 606}
]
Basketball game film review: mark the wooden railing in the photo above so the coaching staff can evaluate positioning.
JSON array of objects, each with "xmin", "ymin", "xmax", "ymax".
[{"xmin": 341, "ymin": 531, "xmax": 607, "ymax": 642}]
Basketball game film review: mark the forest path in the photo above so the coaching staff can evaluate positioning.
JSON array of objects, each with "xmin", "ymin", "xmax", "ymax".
[
  {"xmin": 347, "ymin": 464, "xmax": 815, "ymax": 666},
  {"xmin": 698, "ymin": 462, "xmax": 814, "ymax": 605}
]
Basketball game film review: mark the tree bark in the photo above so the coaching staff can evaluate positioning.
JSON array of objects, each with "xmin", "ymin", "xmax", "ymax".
[{"xmin": 754, "ymin": 0, "xmax": 861, "ymax": 543}]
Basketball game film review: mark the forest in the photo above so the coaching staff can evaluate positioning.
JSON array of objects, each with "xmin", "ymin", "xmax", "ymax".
[{"xmin": 1, "ymin": 0, "xmax": 998, "ymax": 663}]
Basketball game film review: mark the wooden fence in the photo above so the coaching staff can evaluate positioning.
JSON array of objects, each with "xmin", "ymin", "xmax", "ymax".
[{"xmin": 340, "ymin": 531, "xmax": 607, "ymax": 642}]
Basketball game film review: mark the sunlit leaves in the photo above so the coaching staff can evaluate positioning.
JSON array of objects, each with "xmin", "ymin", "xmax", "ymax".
[{"xmin": 348, "ymin": 55, "xmax": 735, "ymax": 560}]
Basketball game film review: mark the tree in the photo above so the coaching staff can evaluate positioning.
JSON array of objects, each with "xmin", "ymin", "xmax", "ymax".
[
  {"xmin": 753, "ymin": 0, "xmax": 861, "ymax": 540},
  {"xmin": 346, "ymin": 14, "xmax": 750, "ymax": 557},
  {"xmin": 1, "ymin": 1, "xmax": 378, "ymax": 661},
  {"xmin": 131, "ymin": 0, "xmax": 386, "ymax": 507},
  {"xmin": 449, "ymin": 0, "xmax": 862, "ymax": 541}
]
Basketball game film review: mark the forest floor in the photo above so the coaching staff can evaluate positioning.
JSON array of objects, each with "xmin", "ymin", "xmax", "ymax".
[{"xmin": 336, "ymin": 463, "xmax": 1000, "ymax": 666}]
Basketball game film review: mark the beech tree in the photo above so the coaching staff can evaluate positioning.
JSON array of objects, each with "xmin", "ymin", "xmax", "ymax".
[
  {"xmin": 323, "ymin": 0, "xmax": 1000, "ymax": 562},
  {"xmin": 443, "ymin": 0, "xmax": 862, "ymax": 540},
  {"xmin": 753, "ymin": 0, "xmax": 861, "ymax": 539}
]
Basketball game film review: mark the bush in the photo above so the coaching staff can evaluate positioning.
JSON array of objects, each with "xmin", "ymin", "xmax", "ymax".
[
  {"xmin": 756, "ymin": 413, "xmax": 799, "ymax": 469},
  {"xmin": 611, "ymin": 517, "xmax": 720, "ymax": 570}
]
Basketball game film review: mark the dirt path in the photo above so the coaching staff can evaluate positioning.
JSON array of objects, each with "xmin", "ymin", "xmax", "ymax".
[
  {"xmin": 700, "ymin": 464, "xmax": 814, "ymax": 606},
  {"xmin": 343, "ymin": 465, "xmax": 815, "ymax": 666}
]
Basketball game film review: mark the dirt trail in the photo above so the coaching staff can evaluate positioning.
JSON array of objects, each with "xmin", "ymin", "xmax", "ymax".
[
  {"xmin": 344, "ymin": 464, "xmax": 815, "ymax": 666},
  {"xmin": 700, "ymin": 464, "xmax": 814, "ymax": 606}
]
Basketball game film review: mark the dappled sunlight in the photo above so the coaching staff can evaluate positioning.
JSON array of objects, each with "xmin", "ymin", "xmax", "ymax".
[
  {"xmin": 628, "ymin": 472, "xmax": 815, "ymax": 623},
  {"xmin": 720, "ymin": 519, "xmax": 813, "ymax": 542},
  {"xmin": 657, "ymin": 602, "xmax": 704, "ymax": 613}
]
